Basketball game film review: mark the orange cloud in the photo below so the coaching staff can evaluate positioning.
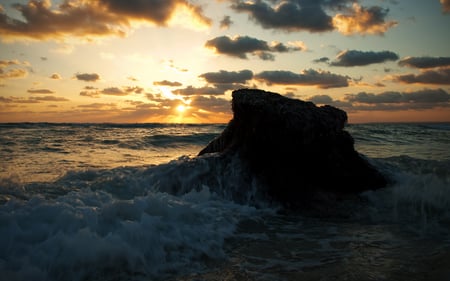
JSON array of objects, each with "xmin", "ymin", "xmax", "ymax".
[
  {"xmin": 333, "ymin": 3, "xmax": 397, "ymax": 35},
  {"xmin": 0, "ymin": 60, "xmax": 28, "ymax": 79},
  {"xmin": 0, "ymin": 0, "xmax": 211, "ymax": 41}
]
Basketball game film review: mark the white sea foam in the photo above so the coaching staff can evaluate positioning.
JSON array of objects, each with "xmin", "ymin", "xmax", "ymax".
[{"xmin": 0, "ymin": 183, "xmax": 264, "ymax": 281}]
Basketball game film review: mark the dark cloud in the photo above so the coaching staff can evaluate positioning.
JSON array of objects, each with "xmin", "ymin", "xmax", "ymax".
[
  {"xmin": 220, "ymin": 15, "xmax": 233, "ymax": 29},
  {"xmin": 306, "ymin": 94, "xmax": 352, "ymax": 108},
  {"xmin": 332, "ymin": 3, "xmax": 397, "ymax": 35},
  {"xmin": 313, "ymin": 57, "xmax": 330, "ymax": 64},
  {"xmin": 190, "ymin": 95, "xmax": 230, "ymax": 113},
  {"xmin": 27, "ymin": 88, "xmax": 55, "ymax": 94},
  {"xmin": 441, "ymin": 0, "xmax": 450, "ymax": 13},
  {"xmin": 398, "ymin": 56, "xmax": 450, "ymax": 69},
  {"xmin": 0, "ymin": 0, "xmax": 211, "ymax": 41},
  {"xmin": 255, "ymin": 69, "xmax": 350, "ymax": 89},
  {"xmin": 231, "ymin": 0, "xmax": 334, "ymax": 32},
  {"xmin": 344, "ymin": 88, "xmax": 450, "ymax": 110},
  {"xmin": 153, "ymin": 80, "xmax": 183, "ymax": 87},
  {"xmin": 307, "ymin": 94, "xmax": 334, "ymax": 104},
  {"xmin": 75, "ymin": 73, "xmax": 100, "ymax": 82},
  {"xmin": 394, "ymin": 68, "xmax": 450, "ymax": 85},
  {"xmin": 229, "ymin": 1, "xmax": 396, "ymax": 35},
  {"xmin": 205, "ymin": 35, "xmax": 304, "ymax": 60},
  {"xmin": 346, "ymin": 89, "xmax": 450, "ymax": 103},
  {"xmin": 199, "ymin": 70, "xmax": 253, "ymax": 84},
  {"xmin": 330, "ymin": 50, "xmax": 399, "ymax": 66},
  {"xmin": 99, "ymin": 0, "xmax": 211, "ymax": 25}
]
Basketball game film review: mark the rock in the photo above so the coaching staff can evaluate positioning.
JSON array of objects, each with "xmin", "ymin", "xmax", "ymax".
[{"xmin": 199, "ymin": 89, "xmax": 388, "ymax": 208}]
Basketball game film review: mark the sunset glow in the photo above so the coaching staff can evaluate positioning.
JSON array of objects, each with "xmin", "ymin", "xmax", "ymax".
[{"xmin": 0, "ymin": 0, "xmax": 449, "ymax": 123}]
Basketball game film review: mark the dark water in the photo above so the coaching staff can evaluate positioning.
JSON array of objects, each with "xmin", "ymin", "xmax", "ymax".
[{"xmin": 0, "ymin": 123, "xmax": 449, "ymax": 281}]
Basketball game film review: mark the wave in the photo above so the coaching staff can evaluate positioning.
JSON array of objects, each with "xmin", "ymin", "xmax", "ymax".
[
  {"xmin": 1, "ymin": 153, "xmax": 449, "ymax": 280},
  {"xmin": 0, "ymin": 154, "xmax": 270, "ymax": 280},
  {"xmin": 142, "ymin": 133, "xmax": 221, "ymax": 148}
]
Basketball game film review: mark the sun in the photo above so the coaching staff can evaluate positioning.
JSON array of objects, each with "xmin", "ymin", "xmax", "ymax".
[{"xmin": 176, "ymin": 104, "xmax": 187, "ymax": 113}]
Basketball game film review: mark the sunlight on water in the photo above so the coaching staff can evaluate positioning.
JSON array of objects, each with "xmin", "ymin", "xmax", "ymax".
[{"xmin": 0, "ymin": 123, "xmax": 224, "ymax": 182}]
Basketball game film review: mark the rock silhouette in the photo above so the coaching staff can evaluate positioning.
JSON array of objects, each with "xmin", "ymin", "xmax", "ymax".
[{"xmin": 199, "ymin": 89, "xmax": 388, "ymax": 208}]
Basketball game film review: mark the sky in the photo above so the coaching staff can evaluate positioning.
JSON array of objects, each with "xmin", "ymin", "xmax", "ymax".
[{"xmin": 0, "ymin": 0, "xmax": 449, "ymax": 123}]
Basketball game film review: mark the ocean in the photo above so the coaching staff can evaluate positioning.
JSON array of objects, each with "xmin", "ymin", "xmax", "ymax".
[{"xmin": 0, "ymin": 122, "xmax": 449, "ymax": 281}]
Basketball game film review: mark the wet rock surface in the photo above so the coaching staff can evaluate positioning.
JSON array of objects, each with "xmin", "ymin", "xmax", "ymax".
[{"xmin": 199, "ymin": 89, "xmax": 388, "ymax": 208}]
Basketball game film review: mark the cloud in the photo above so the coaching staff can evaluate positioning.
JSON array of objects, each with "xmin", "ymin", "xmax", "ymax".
[
  {"xmin": 343, "ymin": 88, "xmax": 450, "ymax": 110},
  {"xmin": 330, "ymin": 50, "xmax": 399, "ymax": 66},
  {"xmin": 255, "ymin": 69, "xmax": 350, "ymax": 89},
  {"xmin": 124, "ymin": 86, "xmax": 144, "ymax": 94},
  {"xmin": 398, "ymin": 56, "xmax": 450, "ymax": 69},
  {"xmin": 307, "ymin": 94, "xmax": 334, "ymax": 104},
  {"xmin": 305, "ymin": 89, "xmax": 450, "ymax": 112},
  {"xmin": 332, "ymin": 3, "xmax": 397, "ymax": 35},
  {"xmin": 50, "ymin": 73, "xmax": 62, "ymax": 79},
  {"xmin": 78, "ymin": 103, "xmax": 117, "ymax": 109},
  {"xmin": 0, "ymin": 96, "xmax": 39, "ymax": 104},
  {"xmin": 75, "ymin": 73, "xmax": 100, "ymax": 82},
  {"xmin": 349, "ymin": 89, "xmax": 450, "ymax": 104},
  {"xmin": 441, "ymin": 0, "xmax": 450, "ymax": 13},
  {"xmin": 205, "ymin": 35, "xmax": 304, "ymax": 60},
  {"xmin": 230, "ymin": 0, "xmax": 334, "ymax": 32},
  {"xmin": 190, "ymin": 95, "xmax": 231, "ymax": 113},
  {"xmin": 30, "ymin": 95, "xmax": 69, "ymax": 102},
  {"xmin": 174, "ymin": 85, "xmax": 226, "ymax": 96},
  {"xmin": 80, "ymin": 85, "xmax": 143, "ymax": 97},
  {"xmin": 0, "ymin": 0, "xmax": 211, "ymax": 41},
  {"xmin": 229, "ymin": 1, "xmax": 396, "ymax": 35},
  {"xmin": 199, "ymin": 69, "xmax": 253, "ymax": 84},
  {"xmin": 220, "ymin": 15, "xmax": 233, "ymax": 29},
  {"xmin": 100, "ymin": 0, "xmax": 211, "ymax": 27},
  {"xmin": 313, "ymin": 57, "xmax": 330, "ymax": 64},
  {"xmin": 101, "ymin": 87, "xmax": 128, "ymax": 96},
  {"xmin": 394, "ymin": 68, "xmax": 450, "ymax": 85},
  {"xmin": 0, "ymin": 59, "xmax": 28, "ymax": 79},
  {"xmin": 80, "ymin": 90, "xmax": 100, "ymax": 98},
  {"xmin": 305, "ymin": 94, "xmax": 353, "ymax": 109},
  {"xmin": 1, "ymin": 94, "xmax": 69, "ymax": 103},
  {"xmin": 153, "ymin": 80, "xmax": 183, "ymax": 87},
  {"xmin": 27, "ymin": 88, "xmax": 55, "ymax": 94}
]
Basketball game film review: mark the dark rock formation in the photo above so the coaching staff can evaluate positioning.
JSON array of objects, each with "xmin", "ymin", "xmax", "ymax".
[{"xmin": 199, "ymin": 89, "xmax": 388, "ymax": 208}]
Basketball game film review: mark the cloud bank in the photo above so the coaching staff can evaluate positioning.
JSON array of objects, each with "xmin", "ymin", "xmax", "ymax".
[
  {"xmin": 0, "ymin": 0, "xmax": 211, "ymax": 41},
  {"xmin": 398, "ymin": 56, "xmax": 450, "ymax": 69},
  {"xmin": 229, "ymin": 1, "xmax": 396, "ymax": 35},
  {"xmin": 255, "ymin": 69, "xmax": 350, "ymax": 89}
]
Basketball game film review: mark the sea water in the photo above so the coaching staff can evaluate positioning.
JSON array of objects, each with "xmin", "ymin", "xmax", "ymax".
[{"xmin": 0, "ymin": 123, "xmax": 449, "ymax": 281}]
